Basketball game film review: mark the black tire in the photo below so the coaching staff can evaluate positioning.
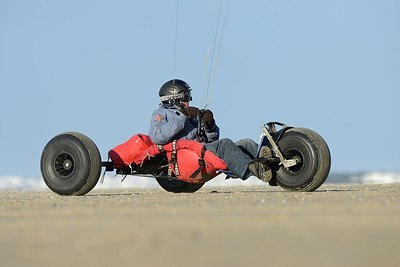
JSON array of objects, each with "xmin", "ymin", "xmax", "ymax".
[
  {"xmin": 274, "ymin": 127, "xmax": 331, "ymax": 192},
  {"xmin": 40, "ymin": 132, "xmax": 102, "ymax": 196},
  {"xmin": 156, "ymin": 176, "xmax": 205, "ymax": 193}
]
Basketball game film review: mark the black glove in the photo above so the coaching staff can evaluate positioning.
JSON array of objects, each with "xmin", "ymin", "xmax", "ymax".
[
  {"xmin": 201, "ymin": 109, "xmax": 215, "ymax": 129},
  {"xmin": 181, "ymin": 106, "xmax": 200, "ymax": 118}
]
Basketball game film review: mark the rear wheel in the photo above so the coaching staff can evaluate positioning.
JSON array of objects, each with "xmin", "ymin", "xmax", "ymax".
[
  {"xmin": 274, "ymin": 127, "xmax": 331, "ymax": 192},
  {"xmin": 156, "ymin": 174, "xmax": 205, "ymax": 193},
  {"xmin": 40, "ymin": 132, "xmax": 102, "ymax": 196}
]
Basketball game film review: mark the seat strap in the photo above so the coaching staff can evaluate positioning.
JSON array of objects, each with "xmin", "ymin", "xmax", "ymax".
[
  {"xmin": 168, "ymin": 140, "xmax": 180, "ymax": 177},
  {"xmin": 190, "ymin": 147, "xmax": 207, "ymax": 179}
]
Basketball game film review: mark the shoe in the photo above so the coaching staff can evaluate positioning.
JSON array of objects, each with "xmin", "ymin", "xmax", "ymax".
[
  {"xmin": 248, "ymin": 146, "xmax": 273, "ymax": 182},
  {"xmin": 259, "ymin": 145, "xmax": 272, "ymax": 159}
]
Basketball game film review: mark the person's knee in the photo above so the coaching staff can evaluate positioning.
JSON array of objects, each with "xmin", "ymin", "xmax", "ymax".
[
  {"xmin": 236, "ymin": 138, "xmax": 256, "ymax": 148},
  {"xmin": 219, "ymin": 138, "xmax": 236, "ymax": 147},
  {"xmin": 236, "ymin": 138, "xmax": 253, "ymax": 145}
]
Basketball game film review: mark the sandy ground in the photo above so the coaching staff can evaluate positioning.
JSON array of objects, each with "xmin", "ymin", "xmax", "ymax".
[{"xmin": 1, "ymin": 183, "xmax": 400, "ymax": 267}]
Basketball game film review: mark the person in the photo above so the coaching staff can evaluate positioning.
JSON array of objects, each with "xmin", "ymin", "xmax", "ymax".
[{"xmin": 148, "ymin": 79, "xmax": 272, "ymax": 182}]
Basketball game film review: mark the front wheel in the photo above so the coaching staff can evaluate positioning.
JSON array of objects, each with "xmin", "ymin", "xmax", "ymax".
[
  {"xmin": 274, "ymin": 127, "xmax": 331, "ymax": 192},
  {"xmin": 40, "ymin": 132, "xmax": 102, "ymax": 196}
]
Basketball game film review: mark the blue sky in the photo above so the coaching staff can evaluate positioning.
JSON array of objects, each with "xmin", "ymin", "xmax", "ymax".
[{"xmin": 0, "ymin": 0, "xmax": 399, "ymax": 178}]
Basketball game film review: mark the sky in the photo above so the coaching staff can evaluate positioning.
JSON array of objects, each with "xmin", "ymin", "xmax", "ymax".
[{"xmin": 0, "ymin": 0, "xmax": 399, "ymax": 179}]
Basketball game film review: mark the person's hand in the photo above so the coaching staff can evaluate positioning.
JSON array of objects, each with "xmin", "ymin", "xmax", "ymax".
[
  {"xmin": 201, "ymin": 109, "xmax": 215, "ymax": 129},
  {"xmin": 181, "ymin": 106, "xmax": 200, "ymax": 118}
]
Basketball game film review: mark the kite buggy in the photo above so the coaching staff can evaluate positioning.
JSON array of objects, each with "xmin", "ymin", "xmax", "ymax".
[
  {"xmin": 40, "ymin": 121, "xmax": 331, "ymax": 196},
  {"xmin": 40, "ymin": 2, "xmax": 331, "ymax": 196}
]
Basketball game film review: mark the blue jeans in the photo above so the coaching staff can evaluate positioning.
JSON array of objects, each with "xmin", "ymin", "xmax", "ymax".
[{"xmin": 204, "ymin": 138, "xmax": 258, "ymax": 179}]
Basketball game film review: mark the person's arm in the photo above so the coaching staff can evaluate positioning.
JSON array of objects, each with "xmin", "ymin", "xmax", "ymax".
[
  {"xmin": 202, "ymin": 109, "xmax": 219, "ymax": 142},
  {"xmin": 148, "ymin": 109, "xmax": 187, "ymax": 144},
  {"xmin": 205, "ymin": 123, "xmax": 220, "ymax": 142}
]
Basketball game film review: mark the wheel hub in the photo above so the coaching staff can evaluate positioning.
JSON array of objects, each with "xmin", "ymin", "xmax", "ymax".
[
  {"xmin": 286, "ymin": 151, "xmax": 304, "ymax": 173},
  {"xmin": 63, "ymin": 159, "xmax": 73, "ymax": 170},
  {"xmin": 55, "ymin": 153, "xmax": 75, "ymax": 177}
]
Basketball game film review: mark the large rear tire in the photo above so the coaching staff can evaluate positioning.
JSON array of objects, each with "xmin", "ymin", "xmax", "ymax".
[
  {"xmin": 40, "ymin": 132, "xmax": 102, "ymax": 196},
  {"xmin": 274, "ymin": 127, "xmax": 331, "ymax": 192},
  {"xmin": 156, "ymin": 176, "xmax": 205, "ymax": 193}
]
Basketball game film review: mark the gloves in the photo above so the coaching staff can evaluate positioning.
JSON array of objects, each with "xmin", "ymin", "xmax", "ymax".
[
  {"xmin": 181, "ymin": 106, "xmax": 200, "ymax": 118},
  {"xmin": 201, "ymin": 109, "xmax": 215, "ymax": 129}
]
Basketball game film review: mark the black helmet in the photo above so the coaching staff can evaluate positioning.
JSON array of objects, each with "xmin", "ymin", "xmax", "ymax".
[{"xmin": 159, "ymin": 79, "xmax": 192, "ymax": 105}]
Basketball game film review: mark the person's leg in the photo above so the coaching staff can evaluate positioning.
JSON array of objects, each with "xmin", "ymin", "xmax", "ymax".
[
  {"xmin": 235, "ymin": 138, "xmax": 258, "ymax": 159},
  {"xmin": 205, "ymin": 138, "xmax": 272, "ymax": 181},
  {"xmin": 205, "ymin": 138, "xmax": 253, "ymax": 179}
]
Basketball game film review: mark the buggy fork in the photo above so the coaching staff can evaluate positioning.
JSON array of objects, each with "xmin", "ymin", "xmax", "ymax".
[{"xmin": 261, "ymin": 122, "xmax": 298, "ymax": 169}]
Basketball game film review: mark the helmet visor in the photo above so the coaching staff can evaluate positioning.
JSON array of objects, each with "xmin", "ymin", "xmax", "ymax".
[{"xmin": 182, "ymin": 89, "xmax": 192, "ymax": 102}]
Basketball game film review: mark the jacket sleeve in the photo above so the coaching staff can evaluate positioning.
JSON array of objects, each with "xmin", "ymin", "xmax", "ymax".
[
  {"xmin": 205, "ymin": 124, "xmax": 220, "ymax": 142},
  {"xmin": 148, "ymin": 109, "xmax": 187, "ymax": 144}
]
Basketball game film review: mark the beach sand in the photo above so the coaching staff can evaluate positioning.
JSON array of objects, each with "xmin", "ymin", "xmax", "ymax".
[{"xmin": 1, "ymin": 183, "xmax": 399, "ymax": 267}]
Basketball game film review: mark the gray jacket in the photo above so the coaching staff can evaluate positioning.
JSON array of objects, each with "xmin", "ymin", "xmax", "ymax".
[{"xmin": 148, "ymin": 104, "xmax": 219, "ymax": 144}]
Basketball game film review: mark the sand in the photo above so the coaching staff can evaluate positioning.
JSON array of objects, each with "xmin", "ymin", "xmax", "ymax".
[{"xmin": 1, "ymin": 183, "xmax": 400, "ymax": 267}]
